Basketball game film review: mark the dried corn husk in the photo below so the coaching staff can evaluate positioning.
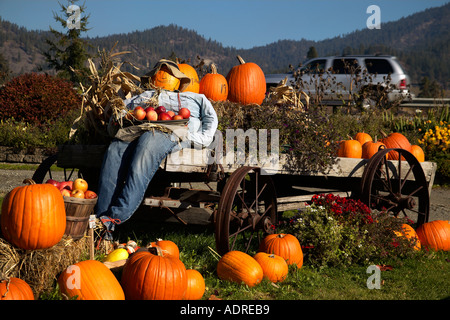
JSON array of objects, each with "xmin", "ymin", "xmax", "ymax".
[{"xmin": 266, "ymin": 77, "xmax": 309, "ymax": 111}]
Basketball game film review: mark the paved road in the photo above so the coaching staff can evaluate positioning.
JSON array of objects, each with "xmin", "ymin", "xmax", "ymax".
[{"xmin": 0, "ymin": 169, "xmax": 448, "ymax": 221}]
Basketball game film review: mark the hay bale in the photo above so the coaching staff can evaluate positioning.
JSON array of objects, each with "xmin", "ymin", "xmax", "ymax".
[{"xmin": 0, "ymin": 235, "xmax": 90, "ymax": 298}]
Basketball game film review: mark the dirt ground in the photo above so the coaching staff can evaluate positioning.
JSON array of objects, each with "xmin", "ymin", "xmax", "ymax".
[{"xmin": 0, "ymin": 168, "xmax": 448, "ymax": 222}]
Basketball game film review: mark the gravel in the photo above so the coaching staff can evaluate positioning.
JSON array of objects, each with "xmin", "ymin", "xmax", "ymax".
[{"xmin": 0, "ymin": 169, "xmax": 448, "ymax": 221}]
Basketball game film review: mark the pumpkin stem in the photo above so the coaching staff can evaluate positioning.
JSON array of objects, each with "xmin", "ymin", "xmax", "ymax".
[
  {"xmin": 210, "ymin": 63, "xmax": 218, "ymax": 74},
  {"xmin": 236, "ymin": 55, "xmax": 246, "ymax": 65},
  {"xmin": 22, "ymin": 178, "xmax": 36, "ymax": 185},
  {"xmin": 379, "ymin": 130, "xmax": 388, "ymax": 138}
]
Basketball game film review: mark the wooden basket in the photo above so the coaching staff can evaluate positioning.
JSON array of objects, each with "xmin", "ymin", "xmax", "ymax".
[{"xmin": 63, "ymin": 196, "xmax": 97, "ymax": 240}]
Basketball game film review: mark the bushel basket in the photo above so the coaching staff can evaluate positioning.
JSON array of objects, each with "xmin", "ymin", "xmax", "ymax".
[{"xmin": 63, "ymin": 196, "xmax": 97, "ymax": 240}]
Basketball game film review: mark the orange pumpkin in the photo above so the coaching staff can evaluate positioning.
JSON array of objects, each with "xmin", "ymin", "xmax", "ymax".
[
  {"xmin": 226, "ymin": 55, "xmax": 266, "ymax": 105},
  {"xmin": 410, "ymin": 144, "xmax": 425, "ymax": 162},
  {"xmin": 259, "ymin": 234, "xmax": 303, "ymax": 268},
  {"xmin": 121, "ymin": 251, "xmax": 187, "ymax": 300},
  {"xmin": 253, "ymin": 252, "xmax": 288, "ymax": 283},
  {"xmin": 199, "ymin": 64, "xmax": 228, "ymax": 101},
  {"xmin": 58, "ymin": 260, "xmax": 125, "ymax": 300},
  {"xmin": 393, "ymin": 223, "xmax": 421, "ymax": 251},
  {"xmin": 1, "ymin": 180, "xmax": 66, "ymax": 250},
  {"xmin": 362, "ymin": 140, "xmax": 387, "ymax": 159},
  {"xmin": 337, "ymin": 139, "xmax": 362, "ymax": 158},
  {"xmin": 380, "ymin": 132, "xmax": 412, "ymax": 160},
  {"xmin": 217, "ymin": 251, "xmax": 263, "ymax": 287},
  {"xmin": 177, "ymin": 63, "xmax": 200, "ymax": 93},
  {"xmin": 149, "ymin": 239, "xmax": 180, "ymax": 259},
  {"xmin": 416, "ymin": 220, "xmax": 450, "ymax": 251},
  {"xmin": 0, "ymin": 277, "xmax": 34, "ymax": 300},
  {"xmin": 184, "ymin": 269, "xmax": 205, "ymax": 300},
  {"xmin": 150, "ymin": 65, "xmax": 180, "ymax": 91},
  {"xmin": 354, "ymin": 132, "xmax": 372, "ymax": 146}
]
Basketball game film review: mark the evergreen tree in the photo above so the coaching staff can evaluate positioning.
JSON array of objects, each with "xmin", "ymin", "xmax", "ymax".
[
  {"xmin": 0, "ymin": 52, "xmax": 11, "ymax": 85},
  {"xmin": 43, "ymin": 0, "xmax": 91, "ymax": 86},
  {"xmin": 307, "ymin": 46, "xmax": 318, "ymax": 59}
]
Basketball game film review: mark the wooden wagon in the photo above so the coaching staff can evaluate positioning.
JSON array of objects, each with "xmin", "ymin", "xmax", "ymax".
[{"xmin": 32, "ymin": 143, "xmax": 437, "ymax": 255}]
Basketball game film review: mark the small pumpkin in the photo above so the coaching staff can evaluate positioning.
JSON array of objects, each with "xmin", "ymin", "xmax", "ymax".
[
  {"xmin": 184, "ymin": 269, "xmax": 205, "ymax": 300},
  {"xmin": 226, "ymin": 55, "xmax": 266, "ymax": 105},
  {"xmin": 149, "ymin": 239, "xmax": 180, "ymax": 259},
  {"xmin": 393, "ymin": 223, "xmax": 421, "ymax": 251},
  {"xmin": 58, "ymin": 260, "xmax": 125, "ymax": 300},
  {"xmin": 380, "ymin": 131, "xmax": 412, "ymax": 160},
  {"xmin": 362, "ymin": 140, "xmax": 387, "ymax": 159},
  {"xmin": 410, "ymin": 144, "xmax": 425, "ymax": 162},
  {"xmin": 199, "ymin": 64, "xmax": 228, "ymax": 101},
  {"xmin": 217, "ymin": 251, "xmax": 263, "ymax": 287},
  {"xmin": 177, "ymin": 63, "xmax": 200, "ymax": 93},
  {"xmin": 121, "ymin": 251, "xmax": 187, "ymax": 300},
  {"xmin": 0, "ymin": 277, "xmax": 34, "ymax": 300},
  {"xmin": 150, "ymin": 65, "xmax": 180, "ymax": 91},
  {"xmin": 416, "ymin": 220, "xmax": 450, "ymax": 251},
  {"xmin": 337, "ymin": 139, "xmax": 362, "ymax": 158},
  {"xmin": 253, "ymin": 252, "xmax": 288, "ymax": 283},
  {"xmin": 1, "ymin": 179, "xmax": 66, "ymax": 250},
  {"xmin": 259, "ymin": 234, "xmax": 303, "ymax": 268},
  {"xmin": 354, "ymin": 132, "xmax": 372, "ymax": 146}
]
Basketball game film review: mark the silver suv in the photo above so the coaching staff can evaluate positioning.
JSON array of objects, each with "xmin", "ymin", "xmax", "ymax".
[{"xmin": 265, "ymin": 55, "xmax": 411, "ymax": 107}]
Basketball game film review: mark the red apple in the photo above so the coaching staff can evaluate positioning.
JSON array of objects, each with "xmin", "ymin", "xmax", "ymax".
[
  {"xmin": 85, "ymin": 190, "xmax": 98, "ymax": 199},
  {"xmin": 71, "ymin": 189, "xmax": 85, "ymax": 199},
  {"xmin": 146, "ymin": 110, "xmax": 158, "ymax": 121},
  {"xmin": 46, "ymin": 179, "xmax": 60, "ymax": 188},
  {"xmin": 58, "ymin": 181, "xmax": 73, "ymax": 191},
  {"xmin": 155, "ymin": 106, "xmax": 166, "ymax": 114},
  {"xmin": 173, "ymin": 114, "xmax": 184, "ymax": 120},
  {"xmin": 178, "ymin": 107, "xmax": 191, "ymax": 119},
  {"xmin": 73, "ymin": 178, "xmax": 88, "ymax": 193},
  {"xmin": 144, "ymin": 106, "xmax": 155, "ymax": 113},
  {"xmin": 158, "ymin": 112, "xmax": 173, "ymax": 121},
  {"xmin": 133, "ymin": 106, "xmax": 146, "ymax": 120},
  {"xmin": 61, "ymin": 189, "xmax": 71, "ymax": 197}
]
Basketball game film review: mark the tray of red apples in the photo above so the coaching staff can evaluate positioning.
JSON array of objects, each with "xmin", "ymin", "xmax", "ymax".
[
  {"xmin": 129, "ymin": 105, "xmax": 190, "ymax": 125},
  {"xmin": 46, "ymin": 178, "xmax": 97, "ymax": 200}
]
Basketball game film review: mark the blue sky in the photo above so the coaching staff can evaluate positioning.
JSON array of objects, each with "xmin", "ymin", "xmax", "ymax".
[{"xmin": 0, "ymin": 0, "xmax": 448, "ymax": 49}]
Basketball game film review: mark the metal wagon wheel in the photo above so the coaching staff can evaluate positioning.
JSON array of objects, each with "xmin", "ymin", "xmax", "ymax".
[
  {"xmin": 360, "ymin": 148, "xmax": 430, "ymax": 227},
  {"xmin": 32, "ymin": 153, "xmax": 80, "ymax": 183},
  {"xmin": 215, "ymin": 166, "xmax": 278, "ymax": 256}
]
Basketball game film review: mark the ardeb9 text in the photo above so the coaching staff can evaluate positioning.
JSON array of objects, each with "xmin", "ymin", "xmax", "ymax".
[{"xmin": 180, "ymin": 304, "xmax": 270, "ymax": 317}]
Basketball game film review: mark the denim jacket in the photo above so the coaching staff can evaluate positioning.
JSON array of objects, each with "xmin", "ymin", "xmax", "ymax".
[{"xmin": 119, "ymin": 90, "xmax": 218, "ymax": 149}]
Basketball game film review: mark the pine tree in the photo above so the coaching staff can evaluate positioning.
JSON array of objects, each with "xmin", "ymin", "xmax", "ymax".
[{"xmin": 43, "ymin": 0, "xmax": 91, "ymax": 86}]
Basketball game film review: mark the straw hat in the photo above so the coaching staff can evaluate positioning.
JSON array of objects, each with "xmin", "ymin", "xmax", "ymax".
[{"xmin": 141, "ymin": 59, "xmax": 191, "ymax": 91}]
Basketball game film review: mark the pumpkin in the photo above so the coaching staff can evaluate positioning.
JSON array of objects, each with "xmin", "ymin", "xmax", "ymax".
[
  {"xmin": 393, "ymin": 223, "xmax": 421, "ymax": 251},
  {"xmin": 337, "ymin": 139, "xmax": 362, "ymax": 158},
  {"xmin": 0, "ymin": 277, "xmax": 34, "ymax": 300},
  {"xmin": 184, "ymin": 269, "xmax": 205, "ymax": 300},
  {"xmin": 58, "ymin": 260, "xmax": 125, "ymax": 300},
  {"xmin": 199, "ymin": 64, "xmax": 228, "ymax": 101},
  {"xmin": 217, "ymin": 250, "xmax": 263, "ymax": 287},
  {"xmin": 253, "ymin": 252, "xmax": 288, "ymax": 283},
  {"xmin": 410, "ymin": 144, "xmax": 425, "ymax": 162},
  {"xmin": 416, "ymin": 220, "xmax": 450, "ymax": 251},
  {"xmin": 362, "ymin": 140, "xmax": 387, "ymax": 159},
  {"xmin": 177, "ymin": 63, "xmax": 200, "ymax": 93},
  {"xmin": 259, "ymin": 234, "xmax": 303, "ymax": 268},
  {"xmin": 226, "ymin": 55, "xmax": 266, "ymax": 105},
  {"xmin": 354, "ymin": 132, "xmax": 372, "ymax": 146},
  {"xmin": 380, "ymin": 131, "xmax": 412, "ymax": 160},
  {"xmin": 1, "ymin": 180, "xmax": 66, "ymax": 250},
  {"xmin": 121, "ymin": 251, "xmax": 187, "ymax": 300},
  {"xmin": 150, "ymin": 65, "xmax": 180, "ymax": 91},
  {"xmin": 149, "ymin": 239, "xmax": 180, "ymax": 259}
]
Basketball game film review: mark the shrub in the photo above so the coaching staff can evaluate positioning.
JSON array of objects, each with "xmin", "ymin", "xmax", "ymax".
[{"xmin": 0, "ymin": 73, "xmax": 81, "ymax": 127}]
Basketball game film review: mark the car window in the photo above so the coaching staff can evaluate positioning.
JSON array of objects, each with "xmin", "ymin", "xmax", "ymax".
[
  {"xmin": 301, "ymin": 59, "xmax": 327, "ymax": 74},
  {"xmin": 332, "ymin": 59, "xmax": 360, "ymax": 74},
  {"xmin": 364, "ymin": 59, "xmax": 394, "ymax": 74}
]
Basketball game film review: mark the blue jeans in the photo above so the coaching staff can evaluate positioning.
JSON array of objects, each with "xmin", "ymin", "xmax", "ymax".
[{"xmin": 95, "ymin": 130, "xmax": 177, "ymax": 239}]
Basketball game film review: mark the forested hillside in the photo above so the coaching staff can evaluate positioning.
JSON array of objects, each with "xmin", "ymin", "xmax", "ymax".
[{"xmin": 0, "ymin": 3, "xmax": 448, "ymax": 88}]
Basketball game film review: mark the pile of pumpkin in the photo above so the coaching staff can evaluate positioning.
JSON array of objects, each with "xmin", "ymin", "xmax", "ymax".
[
  {"xmin": 152, "ymin": 55, "xmax": 266, "ymax": 106},
  {"xmin": 337, "ymin": 131, "xmax": 425, "ymax": 162}
]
